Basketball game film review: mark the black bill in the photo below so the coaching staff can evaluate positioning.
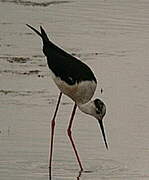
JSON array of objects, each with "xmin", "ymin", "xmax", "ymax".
[{"xmin": 98, "ymin": 119, "xmax": 108, "ymax": 150}]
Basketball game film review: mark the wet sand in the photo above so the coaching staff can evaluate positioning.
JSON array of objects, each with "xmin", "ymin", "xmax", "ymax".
[{"xmin": 0, "ymin": 0, "xmax": 149, "ymax": 179}]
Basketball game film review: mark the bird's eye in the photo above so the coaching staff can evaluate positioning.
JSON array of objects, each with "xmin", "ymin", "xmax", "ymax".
[{"xmin": 67, "ymin": 76, "xmax": 76, "ymax": 85}]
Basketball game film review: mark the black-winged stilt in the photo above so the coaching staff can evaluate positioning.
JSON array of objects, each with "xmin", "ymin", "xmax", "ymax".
[{"xmin": 26, "ymin": 24, "xmax": 108, "ymax": 172}]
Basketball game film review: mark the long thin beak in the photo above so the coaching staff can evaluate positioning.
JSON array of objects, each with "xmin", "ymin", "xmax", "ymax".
[{"xmin": 98, "ymin": 119, "xmax": 108, "ymax": 150}]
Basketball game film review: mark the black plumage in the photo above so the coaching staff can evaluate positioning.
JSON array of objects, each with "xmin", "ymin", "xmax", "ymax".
[{"xmin": 26, "ymin": 24, "xmax": 97, "ymax": 85}]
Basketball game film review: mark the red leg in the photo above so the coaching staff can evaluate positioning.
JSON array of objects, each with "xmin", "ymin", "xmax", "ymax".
[
  {"xmin": 49, "ymin": 92, "xmax": 62, "ymax": 171},
  {"xmin": 67, "ymin": 103, "xmax": 83, "ymax": 171}
]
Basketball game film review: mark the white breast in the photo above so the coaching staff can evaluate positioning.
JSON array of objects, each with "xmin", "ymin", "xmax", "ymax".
[
  {"xmin": 48, "ymin": 68, "xmax": 96, "ymax": 104},
  {"xmin": 53, "ymin": 77, "xmax": 97, "ymax": 104}
]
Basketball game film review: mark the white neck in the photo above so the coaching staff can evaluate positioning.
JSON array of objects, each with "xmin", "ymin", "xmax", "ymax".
[{"xmin": 77, "ymin": 101, "xmax": 94, "ymax": 116}]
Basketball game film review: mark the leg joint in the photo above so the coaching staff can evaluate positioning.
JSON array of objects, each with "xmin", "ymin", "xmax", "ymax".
[{"xmin": 67, "ymin": 128, "xmax": 72, "ymax": 137}]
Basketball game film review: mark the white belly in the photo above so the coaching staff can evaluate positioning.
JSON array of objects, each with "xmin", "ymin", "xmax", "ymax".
[{"xmin": 53, "ymin": 77, "xmax": 97, "ymax": 104}]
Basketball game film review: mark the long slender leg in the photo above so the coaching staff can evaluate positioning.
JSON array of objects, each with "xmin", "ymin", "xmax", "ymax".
[
  {"xmin": 67, "ymin": 103, "xmax": 83, "ymax": 171},
  {"xmin": 49, "ymin": 92, "xmax": 62, "ymax": 171}
]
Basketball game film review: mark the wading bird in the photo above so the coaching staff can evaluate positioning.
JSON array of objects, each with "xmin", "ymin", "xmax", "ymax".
[{"xmin": 26, "ymin": 24, "xmax": 108, "ymax": 172}]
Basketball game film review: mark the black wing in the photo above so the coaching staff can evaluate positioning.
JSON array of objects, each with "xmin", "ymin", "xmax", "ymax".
[{"xmin": 26, "ymin": 24, "xmax": 97, "ymax": 85}]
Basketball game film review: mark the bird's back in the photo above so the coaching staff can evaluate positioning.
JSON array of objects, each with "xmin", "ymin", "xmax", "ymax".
[
  {"xmin": 45, "ymin": 44, "xmax": 97, "ymax": 85},
  {"xmin": 27, "ymin": 24, "xmax": 97, "ymax": 103}
]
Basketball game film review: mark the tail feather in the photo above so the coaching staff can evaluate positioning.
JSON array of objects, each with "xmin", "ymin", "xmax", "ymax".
[
  {"xmin": 26, "ymin": 24, "xmax": 42, "ymax": 38},
  {"xmin": 26, "ymin": 24, "xmax": 49, "ymax": 43},
  {"xmin": 40, "ymin": 26, "xmax": 49, "ymax": 42}
]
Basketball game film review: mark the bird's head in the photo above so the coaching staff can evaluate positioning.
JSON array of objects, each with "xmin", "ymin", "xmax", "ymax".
[
  {"xmin": 78, "ymin": 98, "xmax": 108, "ymax": 150},
  {"xmin": 93, "ymin": 98, "xmax": 106, "ymax": 120}
]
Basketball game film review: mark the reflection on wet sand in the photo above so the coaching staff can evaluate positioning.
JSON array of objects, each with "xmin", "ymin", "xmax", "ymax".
[{"xmin": 49, "ymin": 169, "xmax": 82, "ymax": 180}]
